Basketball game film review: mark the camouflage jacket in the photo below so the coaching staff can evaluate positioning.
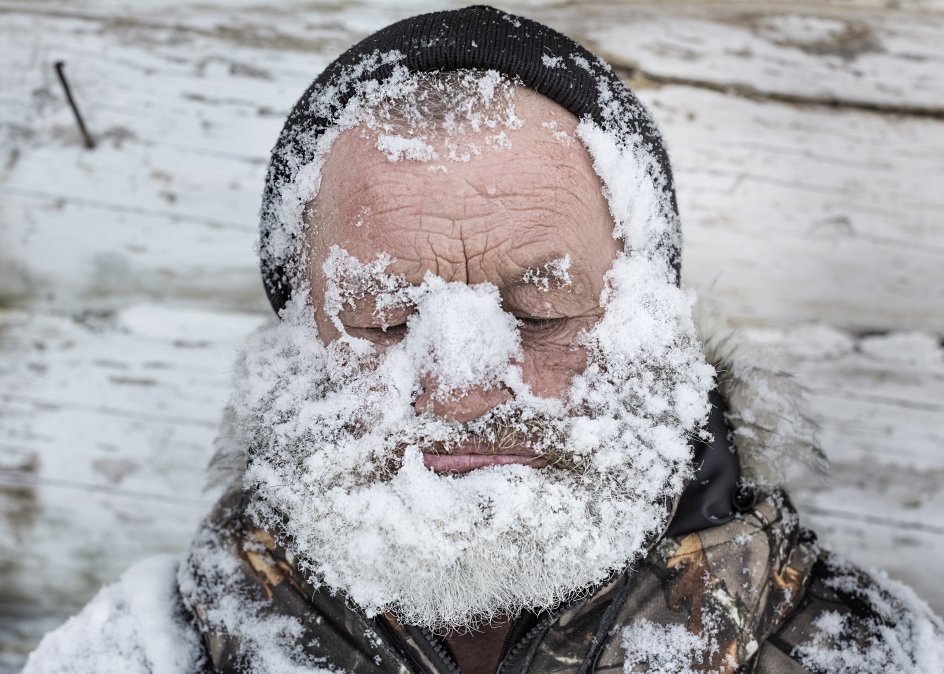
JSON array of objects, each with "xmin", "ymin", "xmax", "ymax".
[{"xmin": 174, "ymin": 488, "xmax": 944, "ymax": 673}]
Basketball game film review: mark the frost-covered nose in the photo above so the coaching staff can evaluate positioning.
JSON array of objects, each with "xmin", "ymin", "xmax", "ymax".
[{"xmin": 403, "ymin": 277, "xmax": 522, "ymax": 410}]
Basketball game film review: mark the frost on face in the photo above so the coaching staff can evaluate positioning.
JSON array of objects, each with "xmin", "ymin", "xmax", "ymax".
[
  {"xmin": 261, "ymin": 60, "xmax": 525, "ymax": 296},
  {"xmin": 399, "ymin": 275, "xmax": 523, "ymax": 400},
  {"xmin": 520, "ymin": 255, "xmax": 572, "ymax": 293},
  {"xmin": 233, "ymin": 240, "xmax": 712, "ymax": 629},
  {"xmin": 242, "ymin": 58, "xmax": 713, "ymax": 630},
  {"xmin": 261, "ymin": 49, "xmax": 406, "ymax": 279},
  {"xmin": 260, "ymin": 50, "xmax": 679, "ymax": 296},
  {"xmin": 321, "ymin": 245, "xmax": 409, "ymax": 355},
  {"xmin": 363, "ymin": 69, "xmax": 523, "ymax": 164},
  {"xmin": 322, "ymin": 247, "xmax": 523, "ymax": 397},
  {"xmin": 374, "ymin": 134, "xmax": 436, "ymax": 162},
  {"xmin": 576, "ymin": 120, "xmax": 677, "ymax": 270},
  {"xmin": 564, "ymin": 50, "xmax": 681, "ymax": 276}
]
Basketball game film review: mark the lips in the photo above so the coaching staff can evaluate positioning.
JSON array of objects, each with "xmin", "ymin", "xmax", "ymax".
[{"xmin": 422, "ymin": 439, "xmax": 547, "ymax": 475}]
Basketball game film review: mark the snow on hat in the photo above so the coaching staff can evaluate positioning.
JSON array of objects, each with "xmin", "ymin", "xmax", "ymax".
[{"xmin": 258, "ymin": 4, "xmax": 681, "ymax": 315}]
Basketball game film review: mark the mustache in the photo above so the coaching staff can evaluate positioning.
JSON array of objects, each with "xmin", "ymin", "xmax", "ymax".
[{"xmin": 374, "ymin": 408, "xmax": 584, "ymax": 477}]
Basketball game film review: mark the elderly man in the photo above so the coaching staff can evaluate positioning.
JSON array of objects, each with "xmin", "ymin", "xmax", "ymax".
[{"xmin": 24, "ymin": 6, "xmax": 944, "ymax": 674}]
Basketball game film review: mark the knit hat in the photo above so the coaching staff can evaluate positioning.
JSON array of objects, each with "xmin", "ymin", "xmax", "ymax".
[{"xmin": 259, "ymin": 4, "xmax": 681, "ymax": 315}]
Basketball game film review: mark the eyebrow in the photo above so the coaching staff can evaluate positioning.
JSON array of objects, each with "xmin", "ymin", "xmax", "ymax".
[{"xmin": 507, "ymin": 254, "xmax": 579, "ymax": 290}]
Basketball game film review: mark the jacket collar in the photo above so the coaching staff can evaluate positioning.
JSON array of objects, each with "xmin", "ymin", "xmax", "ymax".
[{"xmin": 179, "ymin": 487, "xmax": 816, "ymax": 673}]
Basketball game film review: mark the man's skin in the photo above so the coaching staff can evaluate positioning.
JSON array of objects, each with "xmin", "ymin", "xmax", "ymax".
[{"xmin": 306, "ymin": 89, "xmax": 621, "ymax": 673}]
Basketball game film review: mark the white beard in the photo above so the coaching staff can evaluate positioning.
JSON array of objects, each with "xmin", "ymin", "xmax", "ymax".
[{"xmin": 232, "ymin": 253, "xmax": 714, "ymax": 630}]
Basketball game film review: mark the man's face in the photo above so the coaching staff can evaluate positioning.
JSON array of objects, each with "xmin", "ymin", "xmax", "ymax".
[
  {"xmin": 235, "ymin": 78, "xmax": 712, "ymax": 629},
  {"xmin": 308, "ymin": 89, "xmax": 620, "ymax": 420}
]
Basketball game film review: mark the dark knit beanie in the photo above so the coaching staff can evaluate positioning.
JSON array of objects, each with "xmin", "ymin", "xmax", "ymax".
[{"xmin": 259, "ymin": 4, "xmax": 680, "ymax": 315}]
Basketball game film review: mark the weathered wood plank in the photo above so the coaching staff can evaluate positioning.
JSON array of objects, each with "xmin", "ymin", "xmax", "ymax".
[
  {"xmin": 739, "ymin": 325, "xmax": 944, "ymax": 615},
  {"xmin": 3, "ymin": 3, "xmax": 943, "ymax": 332},
  {"xmin": 0, "ymin": 304, "xmax": 266, "ymax": 667},
  {"xmin": 0, "ymin": 192, "xmax": 265, "ymax": 308},
  {"xmin": 580, "ymin": 5, "xmax": 944, "ymax": 113},
  {"xmin": 654, "ymin": 85, "xmax": 944, "ymax": 333}
]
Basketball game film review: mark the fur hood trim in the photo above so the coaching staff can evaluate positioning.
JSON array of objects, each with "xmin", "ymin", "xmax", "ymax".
[{"xmin": 697, "ymin": 309, "xmax": 827, "ymax": 486}]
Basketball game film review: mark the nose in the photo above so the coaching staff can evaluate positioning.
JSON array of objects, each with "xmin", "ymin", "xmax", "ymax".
[{"xmin": 413, "ymin": 375, "xmax": 512, "ymax": 423}]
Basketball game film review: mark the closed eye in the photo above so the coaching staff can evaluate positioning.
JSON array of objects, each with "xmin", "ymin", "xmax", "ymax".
[
  {"xmin": 515, "ymin": 315, "xmax": 567, "ymax": 334},
  {"xmin": 346, "ymin": 322, "xmax": 408, "ymax": 342}
]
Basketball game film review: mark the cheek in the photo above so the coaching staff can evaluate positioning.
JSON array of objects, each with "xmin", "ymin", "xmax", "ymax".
[
  {"xmin": 315, "ymin": 312, "xmax": 341, "ymax": 344},
  {"xmin": 518, "ymin": 341, "xmax": 589, "ymax": 400},
  {"xmin": 310, "ymin": 284, "xmax": 341, "ymax": 343}
]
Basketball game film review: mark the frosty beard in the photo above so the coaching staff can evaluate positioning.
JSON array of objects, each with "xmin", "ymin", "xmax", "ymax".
[{"xmin": 232, "ymin": 251, "xmax": 714, "ymax": 631}]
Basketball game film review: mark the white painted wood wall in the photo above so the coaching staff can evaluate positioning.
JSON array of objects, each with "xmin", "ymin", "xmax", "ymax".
[{"xmin": 1, "ymin": 1, "xmax": 942, "ymax": 670}]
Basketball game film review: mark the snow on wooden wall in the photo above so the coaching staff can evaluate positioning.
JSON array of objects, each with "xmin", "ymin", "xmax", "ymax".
[{"xmin": 1, "ymin": 0, "xmax": 942, "ymax": 669}]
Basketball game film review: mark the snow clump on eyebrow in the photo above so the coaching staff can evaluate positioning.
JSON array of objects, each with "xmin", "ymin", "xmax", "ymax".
[
  {"xmin": 322, "ymin": 247, "xmax": 525, "ymax": 400},
  {"xmin": 321, "ymin": 245, "xmax": 409, "ymax": 354},
  {"xmin": 520, "ymin": 255, "xmax": 572, "ymax": 292}
]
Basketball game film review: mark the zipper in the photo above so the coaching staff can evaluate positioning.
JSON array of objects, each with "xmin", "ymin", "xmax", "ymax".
[
  {"xmin": 576, "ymin": 566, "xmax": 638, "ymax": 674},
  {"xmin": 370, "ymin": 614, "xmax": 458, "ymax": 674},
  {"xmin": 381, "ymin": 566, "xmax": 638, "ymax": 674},
  {"xmin": 496, "ymin": 611, "xmax": 538, "ymax": 668},
  {"xmin": 407, "ymin": 609, "xmax": 559, "ymax": 674},
  {"xmin": 497, "ymin": 566, "xmax": 640, "ymax": 674},
  {"xmin": 495, "ymin": 606, "xmax": 564, "ymax": 674},
  {"xmin": 417, "ymin": 627, "xmax": 462, "ymax": 674}
]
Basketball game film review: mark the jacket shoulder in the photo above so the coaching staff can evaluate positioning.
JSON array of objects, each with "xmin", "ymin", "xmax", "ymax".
[
  {"xmin": 22, "ymin": 555, "xmax": 206, "ymax": 674},
  {"xmin": 753, "ymin": 550, "xmax": 944, "ymax": 673}
]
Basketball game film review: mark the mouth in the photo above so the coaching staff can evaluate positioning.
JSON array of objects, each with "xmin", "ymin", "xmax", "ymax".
[{"xmin": 422, "ymin": 439, "xmax": 547, "ymax": 475}]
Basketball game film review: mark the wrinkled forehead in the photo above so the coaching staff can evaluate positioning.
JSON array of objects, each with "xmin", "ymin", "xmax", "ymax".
[{"xmin": 307, "ymin": 87, "xmax": 619, "ymax": 293}]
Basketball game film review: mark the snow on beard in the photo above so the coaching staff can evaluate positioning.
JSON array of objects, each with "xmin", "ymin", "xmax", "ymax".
[
  {"xmin": 235, "ymin": 68, "xmax": 714, "ymax": 630},
  {"xmin": 233, "ymin": 258, "xmax": 712, "ymax": 630}
]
